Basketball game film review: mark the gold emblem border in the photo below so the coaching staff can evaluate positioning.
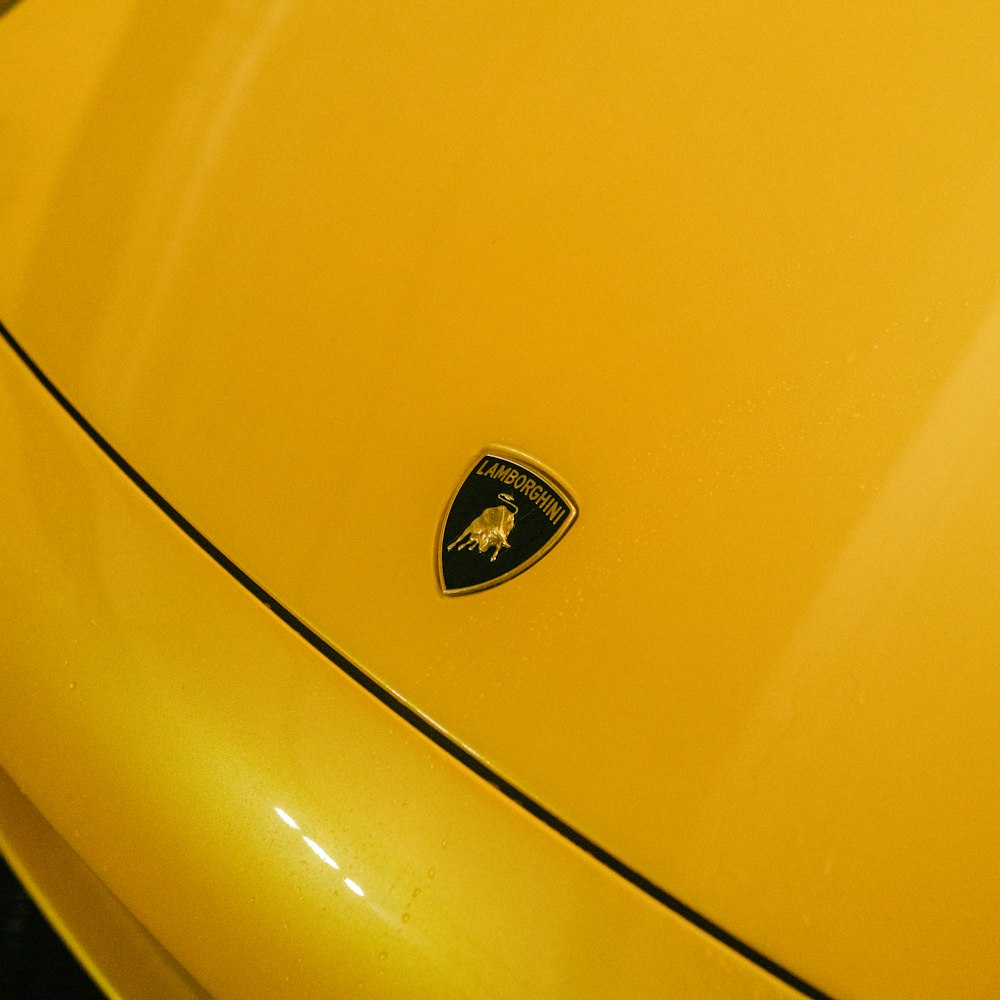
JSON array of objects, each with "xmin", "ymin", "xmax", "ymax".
[{"xmin": 437, "ymin": 446, "xmax": 579, "ymax": 596}]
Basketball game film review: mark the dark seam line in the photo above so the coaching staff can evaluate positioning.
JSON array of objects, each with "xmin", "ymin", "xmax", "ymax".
[
  {"xmin": 0, "ymin": 319, "xmax": 835, "ymax": 1000},
  {"xmin": 0, "ymin": 1, "xmax": 25, "ymax": 21}
]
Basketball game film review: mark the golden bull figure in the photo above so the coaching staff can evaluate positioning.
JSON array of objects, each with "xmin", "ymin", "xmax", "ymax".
[{"xmin": 448, "ymin": 493, "xmax": 519, "ymax": 563}]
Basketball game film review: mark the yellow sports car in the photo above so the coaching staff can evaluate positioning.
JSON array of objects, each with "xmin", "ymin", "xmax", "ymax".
[{"xmin": 3, "ymin": 2, "xmax": 1000, "ymax": 998}]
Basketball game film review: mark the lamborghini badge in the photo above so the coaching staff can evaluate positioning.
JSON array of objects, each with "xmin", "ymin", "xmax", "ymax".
[{"xmin": 438, "ymin": 448, "xmax": 578, "ymax": 595}]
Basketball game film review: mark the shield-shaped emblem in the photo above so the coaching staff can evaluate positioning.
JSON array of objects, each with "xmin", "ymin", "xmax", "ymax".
[{"xmin": 438, "ymin": 448, "xmax": 578, "ymax": 595}]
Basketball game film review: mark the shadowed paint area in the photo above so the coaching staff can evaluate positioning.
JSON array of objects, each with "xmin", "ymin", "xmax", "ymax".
[{"xmin": 0, "ymin": 856, "xmax": 104, "ymax": 1000}]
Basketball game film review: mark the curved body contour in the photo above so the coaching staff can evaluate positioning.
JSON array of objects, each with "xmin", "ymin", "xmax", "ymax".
[{"xmin": 3, "ymin": 1, "xmax": 1000, "ymax": 997}]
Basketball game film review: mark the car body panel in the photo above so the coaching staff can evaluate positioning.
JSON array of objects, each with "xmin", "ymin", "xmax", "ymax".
[
  {"xmin": 0, "ymin": 769, "xmax": 210, "ymax": 1000},
  {"xmin": 3, "ymin": 1, "xmax": 1000, "ymax": 996},
  {"xmin": 0, "ymin": 326, "xmax": 806, "ymax": 999}
]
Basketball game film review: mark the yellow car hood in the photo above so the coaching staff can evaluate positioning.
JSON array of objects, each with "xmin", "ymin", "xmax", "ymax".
[{"xmin": 5, "ymin": 2, "xmax": 1000, "ymax": 996}]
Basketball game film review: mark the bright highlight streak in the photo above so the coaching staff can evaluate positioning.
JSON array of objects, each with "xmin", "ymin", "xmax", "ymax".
[
  {"xmin": 303, "ymin": 836, "xmax": 340, "ymax": 870},
  {"xmin": 344, "ymin": 878, "xmax": 365, "ymax": 897},
  {"xmin": 275, "ymin": 807, "xmax": 299, "ymax": 830}
]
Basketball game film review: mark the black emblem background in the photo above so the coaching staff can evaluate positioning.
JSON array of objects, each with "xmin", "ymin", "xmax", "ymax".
[{"xmin": 439, "ymin": 454, "xmax": 574, "ymax": 594}]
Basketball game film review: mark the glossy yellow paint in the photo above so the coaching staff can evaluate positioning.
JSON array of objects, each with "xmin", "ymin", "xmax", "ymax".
[
  {"xmin": 0, "ymin": 770, "xmax": 210, "ymax": 1000},
  {"xmin": 3, "ymin": 1, "xmax": 1000, "ymax": 997},
  {"xmin": 0, "ymin": 327, "xmax": 802, "ymax": 999}
]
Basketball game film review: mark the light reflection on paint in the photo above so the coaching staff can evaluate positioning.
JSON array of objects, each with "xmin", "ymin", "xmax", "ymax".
[
  {"xmin": 303, "ymin": 836, "xmax": 340, "ymax": 870},
  {"xmin": 275, "ymin": 807, "xmax": 300, "ymax": 830},
  {"xmin": 275, "ymin": 806, "xmax": 372, "ymax": 905}
]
